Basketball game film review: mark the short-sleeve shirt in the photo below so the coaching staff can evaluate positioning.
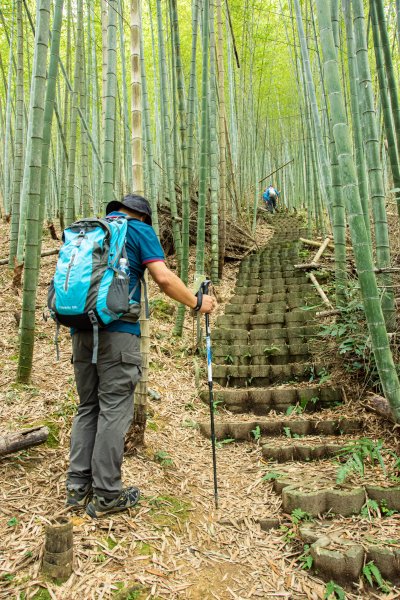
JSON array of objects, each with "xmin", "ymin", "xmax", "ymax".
[{"xmin": 106, "ymin": 212, "xmax": 165, "ymax": 335}]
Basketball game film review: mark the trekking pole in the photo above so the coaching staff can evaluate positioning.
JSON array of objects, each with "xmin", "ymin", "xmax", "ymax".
[{"xmin": 199, "ymin": 279, "xmax": 219, "ymax": 509}]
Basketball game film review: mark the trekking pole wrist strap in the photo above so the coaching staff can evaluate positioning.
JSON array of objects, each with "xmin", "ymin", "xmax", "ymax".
[{"xmin": 194, "ymin": 290, "xmax": 203, "ymax": 312}]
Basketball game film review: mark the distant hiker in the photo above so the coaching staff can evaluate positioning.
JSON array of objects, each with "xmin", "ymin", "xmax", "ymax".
[
  {"xmin": 57, "ymin": 194, "xmax": 216, "ymax": 517},
  {"xmin": 263, "ymin": 184, "xmax": 280, "ymax": 213}
]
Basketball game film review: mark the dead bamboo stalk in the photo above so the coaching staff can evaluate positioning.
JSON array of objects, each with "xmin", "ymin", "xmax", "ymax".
[
  {"xmin": 294, "ymin": 262, "xmax": 319, "ymax": 270},
  {"xmin": 311, "ymin": 237, "xmax": 332, "ymax": 263},
  {"xmin": 307, "ymin": 272, "xmax": 333, "ymax": 308},
  {"xmin": 300, "ymin": 237, "xmax": 334, "ymax": 250},
  {"xmin": 316, "ymin": 308, "xmax": 341, "ymax": 317},
  {"xmin": 0, "ymin": 426, "xmax": 49, "ymax": 456},
  {"xmin": 0, "ymin": 248, "xmax": 59, "ymax": 266}
]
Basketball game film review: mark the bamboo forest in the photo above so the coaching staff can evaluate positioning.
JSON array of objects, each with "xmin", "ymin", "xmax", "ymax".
[{"xmin": 3, "ymin": 0, "xmax": 400, "ymax": 597}]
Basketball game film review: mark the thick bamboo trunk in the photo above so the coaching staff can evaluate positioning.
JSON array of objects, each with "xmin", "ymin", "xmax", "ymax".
[
  {"xmin": 315, "ymin": 0, "xmax": 400, "ymax": 422},
  {"xmin": 17, "ymin": 0, "xmax": 51, "ymax": 383}
]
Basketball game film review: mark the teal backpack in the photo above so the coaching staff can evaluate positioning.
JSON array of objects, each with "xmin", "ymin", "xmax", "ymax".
[{"xmin": 48, "ymin": 216, "xmax": 145, "ymax": 362}]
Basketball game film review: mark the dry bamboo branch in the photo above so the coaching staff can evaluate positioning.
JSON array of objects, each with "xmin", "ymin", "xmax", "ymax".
[
  {"xmin": 307, "ymin": 272, "xmax": 333, "ymax": 308},
  {"xmin": 311, "ymin": 236, "xmax": 332, "ymax": 263},
  {"xmin": 316, "ymin": 308, "xmax": 341, "ymax": 317},
  {"xmin": 300, "ymin": 237, "xmax": 334, "ymax": 250},
  {"xmin": 258, "ymin": 158, "xmax": 294, "ymax": 184},
  {"xmin": 0, "ymin": 248, "xmax": 59, "ymax": 266},
  {"xmin": 294, "ymin": 262, "xmax": 319, "ymax": 270}
]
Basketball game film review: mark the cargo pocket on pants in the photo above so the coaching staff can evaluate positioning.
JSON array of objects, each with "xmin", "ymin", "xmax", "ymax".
[{"xmin": 121, "ymin": 351, "xmax": 142, "ymax": 390}]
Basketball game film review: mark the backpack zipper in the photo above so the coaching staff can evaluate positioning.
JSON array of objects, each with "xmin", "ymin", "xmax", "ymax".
[{"xmin": 64, "ymin": 250, "xmax": 77, "ymax": 291}]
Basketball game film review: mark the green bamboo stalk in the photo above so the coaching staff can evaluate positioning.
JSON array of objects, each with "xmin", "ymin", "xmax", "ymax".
[
  {"xmin": 8, "ymin": 0, "xmax": 23, "ymax": 267},
  {"xmin": 342, "ymin": 0, "xmax": 370, "ymax": 237},
  {"xmin": 80, "ymin": 34, "xmax": 90, "ymax": 216},
  {"xmin": 195, "ymin": 0, "xmax": 209, "ymax": 285},
  {"xmin": 17, "ymin": 0, "xmax": 51, "ymax": 383},
  {"xmin": 209, "ymin": 0, "xmax": 219, "ymax": 283},
  {"xmin": 396, "ymin": 0, "xmax": 400, "ymax": 47},
  {"xmin": 156, "ymin": 0, "xmax": 182, "ymax": 263},
  {"xmin": 371, "ymin": 0, "xmax": 400, "ymax": 218},
  {"xmin": 65, "ymin": 0, "xmax": 83, "ymax": 225},
  {"xmin": 295, "ymin": 0, "xmax": 346, "ymax": 304},
  {"xmin": 315, "ymin": 0, "xmax": 400, "ymax": 420},
  {"xmin": 58, "ymin": 0, "xmax": 71, "ymax": 228},
  {"xmin": 88, "ymin": 0, "xmax": 100, "ymax": 214},
  {"xmin": 352, "ymin": 0, "xmax": 395, "ymax": 330},
  {"xmin": 293, "ymin": 0, "xmax": 332, "ymax": 219},
  {"xmin": 168, "ymin": 1, "xmax": 180, "ymax": 186},
  {"xmin": 216, "ymin": 0, "xmax": 226, "ymax": 277},
  {"xmin": 375, "ymin": 0, "xmax": 400, "ymax": 159},
  {"xmin": 186, "ymin": 0, "xmax": 199, "ymax": 189},
  {"xmin": 36, "ymin": 0, "xmax": 64, "ymax": 262},
  {"xmin": 140, "ymin": 24, "xmax": 158, "ymax": 233},
  {"xmin": 118, "ymin": 0, "xmax": 133, "ymax": 192},
  {"xmin": 102, "ymin": 0, "xmax": 118, "ymax": 206},
  {"xmin": 131, "ymin": 0, "xmax": 143, "ymax": 194},
  {"xmin": 170, "ymin": 0, "xmax": 190, "ymax": 336},
  {"xmin": 3, "ymin": 3, "xmax": 15, "ymax": 219}
]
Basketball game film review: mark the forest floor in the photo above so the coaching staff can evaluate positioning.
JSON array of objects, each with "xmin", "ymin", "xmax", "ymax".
[{"xmin": 0, "ymin": 216, "xmax": 399, "ymax": 600}]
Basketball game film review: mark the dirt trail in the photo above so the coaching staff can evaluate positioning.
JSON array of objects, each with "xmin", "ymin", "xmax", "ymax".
[{"xmin": 0, "ymin": 218, "xmax": 397, "ymax": 599}]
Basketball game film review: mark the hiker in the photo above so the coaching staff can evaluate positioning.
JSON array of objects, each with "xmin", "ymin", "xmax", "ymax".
[
  {"xmin": 64, "ymin": 194, "xmax": 217, "ymax": 518},
  {"xmin": 263, "ymin": 183, "xmax": 280, "ymax": 213}
]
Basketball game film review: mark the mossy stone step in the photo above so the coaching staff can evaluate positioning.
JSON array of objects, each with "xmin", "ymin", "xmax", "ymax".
[
  {"xmin": 213, "ymin": 343, "xmax": 309, "ymax": 366},
  {"xmin": 225, "ymin": 304, "xmax": 256, "ymax": 315},
  {"xmin": 213, "ymin": 362, "xmax": 326, "ymax": 386},
  {"xmin": 202, "ymin": 386, "xmax": 342, "ymax": 414},
  {"xmin": 213, "ymin": 342, "xmax": 308, "ymax": 355},
  {"xmin": 299, "ymin": 529, "xmax": 400, "ymax": 584},
  {"xmin": 275, "ymin": 478, "xmax": 400, "ymax": 516},
  {"xmin": 234, "ymin": 286, "xmax": 260, "ymax": 295},
  {"xmin": 230, "ymin": 294, "xmax": 259, "ymax": 305},
  {"xmin": 214, "ymin": 353, "xmax": 310, "ymax": 367},
  {"xmin": 212, "ymin": 328, "xmax": 249, "ymax": 343},
  {"xmin": 216, "ymin": 315, "xmax": 251, "ymax": 329},
  {"xmin": 249, "ymin": 325, "xmax": 317, "ymax": 343},
  {"xmin": 249, "ymin": 311, "xmax": 316, "ymax": 328},
  {"xmin": 262, "ymin": 439, "xmax": 349, "ymax": 462},
  {"xmin": 199, "ymin": 417, "xmax": 362, "ymax": 441}
]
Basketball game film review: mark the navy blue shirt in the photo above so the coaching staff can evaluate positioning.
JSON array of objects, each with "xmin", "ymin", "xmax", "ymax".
[{"xmin": 106, "ymin": 212, "xmax": 164, "ymax": 335}]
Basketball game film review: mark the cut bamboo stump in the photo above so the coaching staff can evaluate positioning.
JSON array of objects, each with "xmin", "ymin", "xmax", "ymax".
[
  {"xmin": 0, "ymin": 426, "xmax": 49, "ymax": 457},
  {"xmin": 42, "ymin": 517, "xmax": 73, "ymax": 581}
]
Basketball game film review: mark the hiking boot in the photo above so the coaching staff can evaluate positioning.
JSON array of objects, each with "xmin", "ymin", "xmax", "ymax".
[
  {"xmin": 66, "ymin": 483, "xmax": 92, "ymax": 507},
  {"xmin": 85, "ymin": 487, "xmax": 140, "ymax": 519}
]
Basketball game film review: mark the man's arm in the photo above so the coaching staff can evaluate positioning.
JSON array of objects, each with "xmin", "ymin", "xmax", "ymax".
[{"xmin": 146, "ymin": 261, "xmax": 216, "ymax": 314}]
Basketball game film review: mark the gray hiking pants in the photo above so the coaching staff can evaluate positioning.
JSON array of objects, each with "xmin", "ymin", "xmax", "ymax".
[{"xmin": 67, "ymin": 331, "xmax": 142, "ymax": 499}]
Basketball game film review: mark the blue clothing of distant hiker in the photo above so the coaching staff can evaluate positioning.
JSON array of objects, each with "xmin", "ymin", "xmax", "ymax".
[{"xmin": 263, "ymin": 184, "xmax": 280, "ymax": 212}]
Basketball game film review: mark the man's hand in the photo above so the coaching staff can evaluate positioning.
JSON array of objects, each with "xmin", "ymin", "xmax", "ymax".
[
  {"xmin": 199, "ymin": 293, "xmax": 217, "ymax": 314},
  {"xmin": 147, "ymin": 261, "xmax": 217, "ymax": 313}
]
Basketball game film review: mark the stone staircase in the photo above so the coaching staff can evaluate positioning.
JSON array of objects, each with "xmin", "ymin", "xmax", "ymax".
[{"xmin": 200, "ymin": 214, "xmax": 400, "ymax": 588}]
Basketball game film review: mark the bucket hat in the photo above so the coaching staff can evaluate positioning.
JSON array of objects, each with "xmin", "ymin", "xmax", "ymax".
[{"xmin": 106, "ymin": 194, "xmax": 152, "ymax": 225}]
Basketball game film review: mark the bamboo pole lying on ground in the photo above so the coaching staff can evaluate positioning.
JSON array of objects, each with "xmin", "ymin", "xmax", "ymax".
[
  {"xmin": 0, "ymin": 426, "xmax": 49, "ymax": 456},
  {"xmin": 307, "ymin": 272, "xmax": 333, "ymax": 308},
  {"xmin": 295, "ymin": 237, "xmax": 332, "ymax": 270},
  {"xmin": 300, "ymin": 237, "xmax": 334, "ymax": 250},
  {"xmin": 312, "ymin": 236, "xmax": 332, "ymax": 262},
  {"xmin": 0, "ymin": 249, "xmax": 59, "ymax": 266}
]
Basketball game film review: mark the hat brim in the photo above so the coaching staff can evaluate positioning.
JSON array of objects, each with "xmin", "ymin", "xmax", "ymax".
[
  {"xmin": 106, "ymin": 200, "xmax": 152, "ymax": 225},
  {"xmin": 106, "ymin": 200, "xmax": 124, "ymax": 215}
]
